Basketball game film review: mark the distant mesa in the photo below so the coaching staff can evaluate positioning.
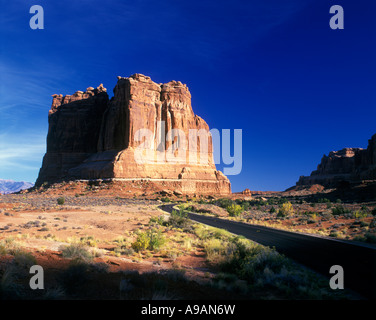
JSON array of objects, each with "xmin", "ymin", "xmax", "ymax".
[
  {"xmin": 36, "ymin": 74, "xmax": 231, "ymax": 195},
  {"xmin": 0, "ymin": 179, "xmax": 34, "ymax": 195},
  {"xmin": 295, "ymin": 134, "xmax": 376, "ymax": 189}
]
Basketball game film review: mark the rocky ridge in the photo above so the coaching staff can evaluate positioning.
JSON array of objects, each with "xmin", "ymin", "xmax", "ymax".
[{"xmin": 296, "ymin": 134, "xmax": 376, "ymax": 188}]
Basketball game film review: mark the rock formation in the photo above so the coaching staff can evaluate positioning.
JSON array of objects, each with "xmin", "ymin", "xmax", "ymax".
[
  {"xmin": 36, "ymin": 74, "xmax": 231, "ymax": 195},
  {"xmin": 241, "ymin": 188, "xmax": 252, "ymax": 195},
  {"xmin": 296, "ymin": 134, "xmax": 376, "ymax": 188}
]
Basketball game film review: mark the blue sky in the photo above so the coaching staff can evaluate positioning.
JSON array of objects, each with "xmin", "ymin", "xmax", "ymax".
[{"xmin": 1, "ymin": 0, "xmax": 375, "ymax": 192}]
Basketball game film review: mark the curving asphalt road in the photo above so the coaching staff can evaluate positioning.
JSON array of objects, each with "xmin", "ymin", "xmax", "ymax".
[{"xmin": 160, "ymin": 204, "xmax": 376, "ymax": 300}]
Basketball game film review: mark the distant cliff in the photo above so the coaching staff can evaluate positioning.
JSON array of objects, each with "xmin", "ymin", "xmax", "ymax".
[
  {"xmin": 0, "ymin": 180, "xmax": 34, "ymax": 194},
  {"xmin": 36, "ymin": 74, "xmax": 231, "ymax": 195},
  {"xmin": 296, "ymin": 134, "xmax": 376, "ymax": 188}
]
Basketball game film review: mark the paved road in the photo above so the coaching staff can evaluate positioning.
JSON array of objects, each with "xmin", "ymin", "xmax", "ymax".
[{"xmin": 161, "ymin": 204, "xmax": 376, "ymax": 299}]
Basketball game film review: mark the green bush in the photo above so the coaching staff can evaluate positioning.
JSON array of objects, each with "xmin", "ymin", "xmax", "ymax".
[
  {"xmin": 57, "ymin": 197, "xmax": 65, "ymax": 205},
  {"xmin": 147, "ymin": 229, "xmax": 166, "ymax": 251},
  {"xmin": 131, "ymin": 229, "xmax": 166, "ymax": 252},
  {"xmin": 269, "ymin": 206, "xmax": 276, "ymax": 214},
  {"xmin": 217, "ymin": 198, "xmax": 235, "ymax": 209},
  {"xmin": 331, "ymin": 205, "xmax": 350, "ymax": 216},
  {"xmin": 131, "ymin": 232, "xmax": 150, "ymax": 252},
  {"xmin": 226, "ymin": 204, "xmax": 243, "ymax": 217}
]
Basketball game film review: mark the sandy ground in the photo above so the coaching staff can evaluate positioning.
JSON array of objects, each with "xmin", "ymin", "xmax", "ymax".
[{"xmin": 0, "ymin": 193, "xmax": 213, "ymax": 286}]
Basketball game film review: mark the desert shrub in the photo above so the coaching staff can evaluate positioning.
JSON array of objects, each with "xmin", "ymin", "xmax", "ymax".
[
  {"xmin": 79, "ymin": 236, "xmax": 97, "ymax": 247},
  {"xmin": 331, "ymin": 205, "xmax": 350, "ymax": 216},
  {"xmin": 211, "ymin": 235, "xmax": 291, "ymax": 288},
  {"xmin": 269, "ymin": 206, "xmax": 276, "ymax": 214},
  {"xmin": 57, "ymin": 197, "xmax": 65, "ymax": 205},
  {"xmin": 147, "ymin": 229, "xmax": 166, "ymax": 251},
  {"xmin": 226, "ymin": 204, "xmax": 243, "ymax": 217},
  {"xmin": 277, "ymin": 202, "xmax": 294, "ymax": 217},
  {"xmin": 149, "ymin": 216, "xmax": 166, "ymax": 226},
  {"xmin": 353, "ymin": 210, "xmax": 368, "ymax": 220},
  {"xmin": 131, "ymin": 232, "xmax": 150, "ymax": 252},
  {"xmin": 198, "ymin": 198, "xmax": 207, "ymax": 205},
  {"xmin": 131, "ymin": 229, "xmax": 165, "ymax": 252},
  {"xmin": 217, "ymin": 198, "xmax": 235, "ymax": 209},
  {"xmin": 113, "ymin": 236, "xmax": 127, "ymax": 247},
  {"xmin": 0, "ymin": 237, "xmax": 24, "ymax": 255},
  {"xmin": 163, "ymin": 268, "xmax": 187, "ymax": 283},
  {"xmin": 167, "ymin": 209, "xmax": 191, "ymax": 229},
  {"xmin": 203, "ymin": 238, "xmax": 227, "ymax": 263},
  {"xmin": 193, "ymin": 224, "xmax": 211, "ymax": 240},
  {"xmin": 13, "ymin": 251, "xmax": 37, "ymax": 269},
  {"xmin": 195, "ymin": 225, "xmax": 343, "ymax": 299},
  {"xmin": 321, "ymin": 212, "xmax": 334, "ymax": 221},
  {"xmin": 0, "ymin": 238, "xmax": 36, "ymax": 269},
  {"xmin": 160, "ymin": 197, "xmax": 170, "ymax": 203},
  {"xmin": 354, "ymin": 233, "xmax": 376, "ymax": 244},
  {"xmin": 211, "ymin": 273, "xmax": 248, "ymax": 294},
  {"xmin": 329, "ymin": 231, "xmax": 339, "ymax": 238},
  {"xmin": 240, "ymin": 248, "xmax": 288, "ymax": 283},
  {"xmin": 60, "ymin": 243, "xmax": 93, "ymax": 261},
  {"xmin": 237, "ymin": 200, "xmax": 250, "ymax": 211}
]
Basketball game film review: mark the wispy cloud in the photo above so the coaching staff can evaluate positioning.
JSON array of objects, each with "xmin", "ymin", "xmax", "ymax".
[{"xmin": 0, "ymin": 131, "xmax": 46, "ymax": 182}]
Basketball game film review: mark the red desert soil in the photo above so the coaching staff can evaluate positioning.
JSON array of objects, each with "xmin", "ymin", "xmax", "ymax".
[{"xmin": 0, "ymin": 185, "xmax": 214, "ymax": 287}]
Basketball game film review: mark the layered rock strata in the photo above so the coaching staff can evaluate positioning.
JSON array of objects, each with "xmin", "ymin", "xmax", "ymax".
[{"xmin": 36, "ymin": 74, "xmax": 231, "ymax": 195}]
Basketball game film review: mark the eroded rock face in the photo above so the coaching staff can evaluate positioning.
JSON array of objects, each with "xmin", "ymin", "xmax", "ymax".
[
  {"xmin": 296, "ymin": 134, "xmax": 376, "ymax": 188},
  {"xmin": 36, "ymin": 74, "xmax": 231, "ymax": 195}
]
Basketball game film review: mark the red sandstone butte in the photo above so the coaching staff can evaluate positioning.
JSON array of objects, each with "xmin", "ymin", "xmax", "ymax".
[
  {"xmin": 296, "ymin": 134, "xmax": 376, "ymax": 188},
  {"xmin": 36, "ymin": 74, "xmax": 231, "ymax": 195}
]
